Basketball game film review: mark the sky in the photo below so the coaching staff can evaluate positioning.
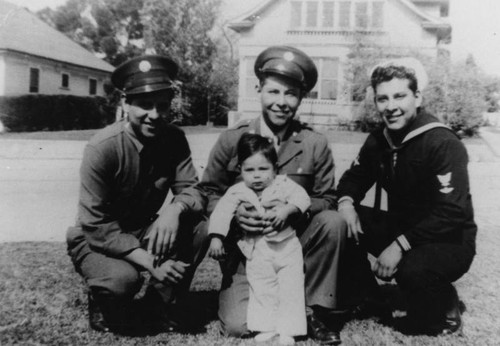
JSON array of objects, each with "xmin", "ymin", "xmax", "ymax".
[{"xmin": 5, "ymin": 0, "xmax": 500, "ymax": 76}]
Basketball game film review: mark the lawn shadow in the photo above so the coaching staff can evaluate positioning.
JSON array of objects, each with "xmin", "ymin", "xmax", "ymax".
[{"xmin": 172, "ymin": 289, "xmax": 220, "ymax": 334}]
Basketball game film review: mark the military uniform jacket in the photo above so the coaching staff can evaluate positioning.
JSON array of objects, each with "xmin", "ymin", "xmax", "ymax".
[
  {"xmin": 200, "ymin": 117, "xmax": 337, "ymax": 215},
  {"xmin": 337, "ymin": 111, "xmax": 477, "ymax": 251},
  {"xmin": 67, "ymin": 120, "xmax": 205, "ymax": 258}
]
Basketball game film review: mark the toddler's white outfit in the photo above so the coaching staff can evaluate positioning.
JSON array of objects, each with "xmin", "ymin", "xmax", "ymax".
[{"xmin": 209, "ymin": 175, "xmax": 310, "ymax": 337}]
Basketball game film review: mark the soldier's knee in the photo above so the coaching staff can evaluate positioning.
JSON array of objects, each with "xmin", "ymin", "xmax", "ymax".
[
  {"xmin": 312, "ymin": 210, "xmax": 347, "ymax": 241},
  {"xmin": 218, "ymin": 294, "xmax": 248, "ymax": 337},
  {"xmin": 220, "ymin": 318, "xmax": 248, "ymax": 337},
  {"xmin": 101, "ymin": 268, "xmax": 141, "ymax": 298}
]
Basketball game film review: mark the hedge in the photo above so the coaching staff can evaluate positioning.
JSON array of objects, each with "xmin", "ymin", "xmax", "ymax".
[{"xmin": 0, "ymin": 95, "xmax": 116, "ymax": 132}]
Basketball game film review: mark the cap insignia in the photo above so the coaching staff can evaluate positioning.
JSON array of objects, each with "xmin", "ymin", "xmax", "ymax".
[
  {"xmin": 283, "ymin": 52, "xmax": 295, "ymax": 61},
  {"xmin": 139, "ymin": 60, "xmax": 152, "ymax": 73},
  {"xmin": 276, "ymin": 63, "xmax": 286, "ymax": 71}
]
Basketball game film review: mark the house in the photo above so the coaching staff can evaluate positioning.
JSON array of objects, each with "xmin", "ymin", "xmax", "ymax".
[
  {"xmin": 0, "ymin": 0, "xmax": 113, "ymax": 97},
  {"xmin": 227, "ymin": 0, "xmax": 450, "ymax": 128}
]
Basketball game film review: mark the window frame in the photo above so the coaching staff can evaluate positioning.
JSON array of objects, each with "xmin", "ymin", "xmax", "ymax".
[
  {"xmin": 61, "ymin": 73, "xmax": 70, "ymax": 89},
  {"xmin": 244, "ymin": 57, "xmax": 259, "ymax": 98},
  {"xmin": 305, "ymin": 57, "xmax": 340, "ymax": 101},
  {"xmin": 29, "ymin": 67, "xmax": 40, "ymax": 93},
  {"xmin": 89, "ymin": 78, "xmax": 97, "ymax": 95},
  {"xmin": 289, "ymin": 0, "xmax": 385, "ymax": 31},
  {"xmin": 354, "ymin": 1, "xmax": 369, "ymax": 29}
]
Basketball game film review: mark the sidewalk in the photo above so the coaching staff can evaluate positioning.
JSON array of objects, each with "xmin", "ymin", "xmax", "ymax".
[
  {"xmin": 0, "ymin": 128, "xmax": 499, "ymax": 243},
  {"xmin": 479, "ymin": 127, "xmax": 500, "ymax": 158}
]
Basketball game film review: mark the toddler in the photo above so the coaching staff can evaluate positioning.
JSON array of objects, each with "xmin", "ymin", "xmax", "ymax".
[{"xmin": 208, "ymin": 133, "xmax": 310, "ymax": 345}]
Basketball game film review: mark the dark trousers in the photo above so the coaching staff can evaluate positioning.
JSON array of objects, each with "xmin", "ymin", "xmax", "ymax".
[
  {"xmin": 343, "ymin": 207, "xmax": 475, "ymax": 327},
  {"xmin": 68, "ymin": 215, "xmax": 209, "ymax": 302},
  {"xmin": 217, "ymin": 210, "xmax": 347, "ymax": 336}
]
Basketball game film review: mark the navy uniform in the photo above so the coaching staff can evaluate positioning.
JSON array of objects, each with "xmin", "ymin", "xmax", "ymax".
[
  {"xmin": 337, "ymin": 58, "xmax": 476, "ymax": 335},
  {"xmin": 66, "ymin": 55, "xmax": 207, "ymax": 334},
  {"xmin": 200, "ymin": 46, "xmax": 347, "ymax": 344}
]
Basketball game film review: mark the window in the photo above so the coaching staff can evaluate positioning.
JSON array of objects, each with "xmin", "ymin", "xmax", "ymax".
[
  {"xmin": 355, "ymin": 2, "xmax": 368, "ymax": 29},
  {"xmin": 29, "ymin": 68, "xmax": 39, "ymax": 93},
  {"xmin": 89, "ymin": 78, "xmax": 97, "ymax": 95},
  {"xmin": 339, "ymin": 1, "xmax": 351, "ymax": 28},
  {"xmin": 320, "ymin": 59, "xmax": 339, "ymax": 100},
  {"xmin": 372, "ymin": 2, "xmax": 384, "ymax": 29},
  {"xmin": 306, "ymin": 1, "xmax": 318, "ymax": 27},
  {"xmin": 305, "ymin": 58, "xmax": 339, "ymax": 101},
  {"xmin": 307, "ymin": 59, "xmax": 321, "ymax": 99},
  {"xmin": 290, "ymin": 1, "xmax": 302, "ymax": 28},
  {"xmin": 245, "ymin": 57, "xmax": 259, "ymax": 98},
  {"xmin": 61, "ymin": 73, "xmax": 69, "ymax": 88},
  {"xmin": 290, "ymin": 0, "xmax": 384, "ymax": 31},
  {"xmin": 322, "ymin": 1, "xmax": 334, "ymax": 27},
  {"xmin": 440, "ymin": 3, "xmax": 449, "ymax": 17}
]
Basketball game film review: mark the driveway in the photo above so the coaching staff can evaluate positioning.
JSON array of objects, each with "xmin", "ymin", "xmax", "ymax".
[{"xmin": 0, "ymin": 131, "xmax": 499, "ymax": 242}]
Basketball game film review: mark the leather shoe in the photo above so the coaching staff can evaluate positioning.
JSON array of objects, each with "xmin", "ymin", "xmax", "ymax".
[
  {"xmin": 350, "ymin": 298, "xmax": 391, "ymax": 321},
  {"xmin": 439, "ymin": 300, "xmax": 465, "ymax": 336},
  {"xmin": 392, "ymin": 301, "xmax": 466, "ymax": 336},
  {"xmin": 307, "ymin": 313, "xmax": 341, "ymax": 345},
  {"xmin": 154, "ymin": 315, "xmax": 182, "ymax": 333},
  {"xmin": 88, "ymin": 292, "xmax": 110, "ymax": 333}
]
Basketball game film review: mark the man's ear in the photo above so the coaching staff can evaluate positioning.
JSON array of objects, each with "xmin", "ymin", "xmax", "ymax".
[{"xmin": 415, "ymin": 90, "xmax": 422, "ymax": 108}]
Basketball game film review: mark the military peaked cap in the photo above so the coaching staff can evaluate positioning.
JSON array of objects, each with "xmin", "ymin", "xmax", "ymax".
[
  {"xmin": 254, "ymin": 46, "xmax": 318, "ymax": 92},
  {"xmin": 111, "ymin": 55, "xmax": 178, "ymax": 95}
]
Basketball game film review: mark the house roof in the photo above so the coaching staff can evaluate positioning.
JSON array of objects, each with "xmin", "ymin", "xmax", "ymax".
[
  {"xmin": 228, "ymin": 0, "xmax": 450, "ymax": 33},
  {"xmin": 0, "ymin": 0, "xmax": 114, "ymax": 73}
]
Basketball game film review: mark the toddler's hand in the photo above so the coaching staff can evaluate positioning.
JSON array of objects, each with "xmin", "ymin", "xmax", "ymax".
[{"xmin": 208, "ymin": 237, "xmax": 226, "ymax": 260}]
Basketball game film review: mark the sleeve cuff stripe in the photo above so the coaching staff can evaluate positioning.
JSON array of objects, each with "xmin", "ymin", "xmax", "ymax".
[
  {"xmin": 397, "ymin": 235, "xmax": 411, "ymax": 251},
  {"xmin": 338, "ymin": 196, "xmax": 354, "ymax": 204}
]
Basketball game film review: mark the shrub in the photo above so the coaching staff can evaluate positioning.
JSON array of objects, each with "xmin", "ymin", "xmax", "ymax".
[
  {"xmin": 0, "ymin": 95, "xmax": 115, "ymax": 132},
  {"xmin": 424, "ymin": 59, "xmax": 486, "ymax": 136},
  {"xmin": 345, "ymin": 39, "xmax": 487, "ymax": 136}
]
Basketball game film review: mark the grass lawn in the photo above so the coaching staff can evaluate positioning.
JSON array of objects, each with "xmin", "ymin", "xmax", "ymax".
[
  {"xmin": 1, "ymin": 233, "xmax": 498, "ymax": 346},
  {"xmin": 0, "ymin": 126, "xmax": 497, "ymax": 345}
]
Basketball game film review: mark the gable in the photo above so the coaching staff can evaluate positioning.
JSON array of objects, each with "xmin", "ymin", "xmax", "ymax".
[
  {"xmin": 0, "ymin": 0, "xmax": 113, "ymax": 72},
  {"xmin": 229, "ymin": 0, "xmax": 449, "ymax": 39}
]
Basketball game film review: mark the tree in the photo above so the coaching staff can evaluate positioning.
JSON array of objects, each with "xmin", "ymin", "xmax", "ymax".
[
  {"xmin": 141, "ymin": 0, "xmax": 224, "ymax": 124},
  {"xmin": 344, "ymin": 37, "xmax": 487, "ymax": 136},
  {"xmin": 38, "ymin": 0, "xmax": 145, "ymax": 66},
  {"xmin": 37, "ymin": 0, "xmax": 237, "ymax": 125}
]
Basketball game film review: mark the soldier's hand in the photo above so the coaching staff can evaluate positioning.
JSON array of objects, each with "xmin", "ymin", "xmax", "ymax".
[
  {"xmin": 151, "ymin": 259, "xmax": 190, "ymax": 284},
  {"xmin": 235, "ymin": 202, "xmax": 268, "ymax": 234},
  {"xmin": 147, "ymin": 203, "xmax": 183, "ymax": 258}
]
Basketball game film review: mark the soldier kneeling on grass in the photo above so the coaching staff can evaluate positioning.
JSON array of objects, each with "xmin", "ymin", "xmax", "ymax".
[
  {"xmin": 337, "ymin": 57, "xmax": 477, "ymax": 336},
  {"xmin": 66, "ymin": 55, "xmax": 208, "ymax": 335}
]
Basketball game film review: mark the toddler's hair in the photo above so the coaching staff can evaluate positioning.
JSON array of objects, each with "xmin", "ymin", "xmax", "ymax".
[{"xmin": 237, "ymin": 133, "xmax": 278, "ymax": 166}]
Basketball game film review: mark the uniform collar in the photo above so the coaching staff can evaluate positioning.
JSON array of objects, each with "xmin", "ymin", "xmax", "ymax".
[
  {"xmin": 124, "ymin": 122, "xmax": 145, "ymax": 153},
  {"xmin": 383, "ymin": 110, "xmax": 449, "ymax": 150},
  {"xmin": 253, "ymin": 117, "xmax": 305, "ymax": 168},
  {"xmin": 259, "ymin": 118, "xmax": 283, "ymax": 151},
  {"xmin": 252, "ymin": 117, "xmax": 304, "ymax": 143}
]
